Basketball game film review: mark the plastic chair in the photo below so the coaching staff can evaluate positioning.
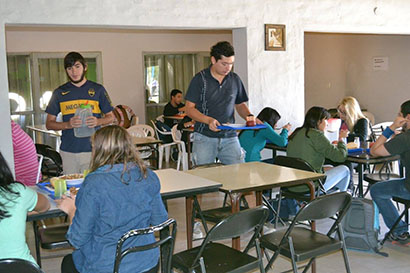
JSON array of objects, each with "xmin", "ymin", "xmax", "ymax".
[
  {"xmin": 127, "ymin": 124, "xmax": 155, "ymax": 138},
  {"xmin": 172, "ymin": 206, "xmax": 268, "ymax": 273},
  {"xmin": 127, "ymin": 125, "xmax": 156, "ymax": 160},
  {"xmin": 171, "ymin": 125, "xmax": 188, "ymax": 171},
  {"xmin": 36, "ymin": 154, "xmax": 43, "ymax": 184},
  {"xmin": 0, "ymin": 258, "xmax": 44, "ymax": 273},
  {"xmin": 113, "ymin": 218, "xmax": 177, "ymax": 273},
  {"xmin": 260, "ymin": 192, "xmax": 352, "ymax": 273},
  {"xmin": 151, "ymin": 119, "xmax": 178, "ymax": 169}
]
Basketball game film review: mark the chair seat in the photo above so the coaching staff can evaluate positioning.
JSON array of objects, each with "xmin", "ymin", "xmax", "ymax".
[
  {"xmin": 199, "ymin": 206, "xmax": 249, "ymax": 224},
  {"xmin": 39, "ymin": 224, "xmax": 71, "ymax": 249},
  {"xmin": 364, "ymin": 173, "xmax": 401, "ymax": 184},
  {"xmin": 260, "ymin": 226, "xmax": 343, "ymax": 262},
  {"xmin": 172, "ymin": 242, "xmax": 259, "ymax": 273}
]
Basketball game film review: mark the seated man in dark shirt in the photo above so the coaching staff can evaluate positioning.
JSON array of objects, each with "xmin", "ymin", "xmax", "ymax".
[
  {"xmin": 370, "ymin": 99, "xmax": 410, "ymax": 244},
  {"xmin": 163, "ymin": 89, "xmax": 186, "ymax": 128}
]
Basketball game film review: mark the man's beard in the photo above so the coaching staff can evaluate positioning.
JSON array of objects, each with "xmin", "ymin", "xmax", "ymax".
[{"xmin": 67, "ymin": 71, "xmax": 86, "ymax": 84}]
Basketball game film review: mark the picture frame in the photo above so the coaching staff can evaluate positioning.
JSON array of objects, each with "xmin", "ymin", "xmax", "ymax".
[{"xmin": 265, "ymin": 24, "xmax": 286, "ymax": 51}]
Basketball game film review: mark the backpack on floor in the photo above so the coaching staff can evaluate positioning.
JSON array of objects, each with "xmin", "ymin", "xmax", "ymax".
[{"xmin": 340, "ymin": 197, "xmax": 387, "ymax": 256}]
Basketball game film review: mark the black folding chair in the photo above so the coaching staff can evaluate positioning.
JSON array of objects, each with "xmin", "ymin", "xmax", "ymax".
[
  {"xmin": 260, "ymin": 192, "xmax": 352, "ymax": 273},
  {"xmin": 172, "ymin": 206, "xmax": 268, "ymax": 273},
  {"xmin": 0, "ymin": 258, "xmax": 44, "ymax": 273},
  {"xmin": 381, "ymin": 197, "xmax": 410, "ymax": 245},
  {"xmin": 113, "ymin": 218, "xmax": 177, "ymax": 273}
]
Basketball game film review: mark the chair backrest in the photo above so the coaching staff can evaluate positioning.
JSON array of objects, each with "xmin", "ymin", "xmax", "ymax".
[
  {"xmin": 274, "ymin": 155, "xmax": 325, "ymax": 192},
  {"xmin": 36, "ymin": 154, "xmax": 43, "ymax": 184},
  {"xmin": 113, "ymin": 218, "xmax": 177, "ymax": 273},
  {"xmin": 127, "ymin": 125, "xmax": 155, "ymax": 138},
  {"xmin": 151, "ymin": 120, "xmax": 173, "ymax": 143},
  {"xmin": 0, "ymin": 258, "xmax": 44, "ymax": 273},
  {"xmin": 369, "ymin": 121, "xmax": 393, "ymax": 142},
  {"xmin": 171, "ymin": 125, "xmax": 182, "ymax": 142},
  {"xmin": 294, "ymin": 192, "xmax": 351, "ymax": 222},
  {"xmin": 192, "ymin": 206, "xmax": 268, "ymax": 266}
]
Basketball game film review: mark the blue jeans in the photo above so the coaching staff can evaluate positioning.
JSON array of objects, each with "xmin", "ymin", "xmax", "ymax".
[
  {"xmin": 370, "ymin": 179, "xmax": 410, "ymax": 235},
  {"xmin": 192, "ymin": 132, "xmax": 245, "ymax": 166},
  {"xmin": 323, "ymin": 165, "xmax": 350, "ymax": 192}
]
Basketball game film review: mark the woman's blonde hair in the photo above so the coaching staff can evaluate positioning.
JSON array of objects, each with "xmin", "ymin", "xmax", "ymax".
[
  {"xmin": 89, "ymin": 125, "xmax": 147, "ymax": 182},
  {"xmin": 339, "ymin": 96, "xmax": 367, "ymax": 131}
]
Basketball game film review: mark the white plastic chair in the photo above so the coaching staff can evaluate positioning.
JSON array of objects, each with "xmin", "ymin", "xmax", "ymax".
[
  {"xmin": 127, "ymin": 124, "xmax": 155, "ymax": 138},
  {"xmin": 151, "ymin": 120, "xmax": 179, "ymax": 169},
  {"xmin": 171, "ymin": 125, "xmax": 188, "ymax": 171},
  {"xmin": 127, "ymin": 125, "xmax": 155, "ymax": 159},
  {"xmin": 36, "ymin": 154, "xmax": 44, "ymax": 184}
]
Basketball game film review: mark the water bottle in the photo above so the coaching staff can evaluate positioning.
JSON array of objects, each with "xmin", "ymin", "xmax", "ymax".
[{"xmin": 74, "ymin": 104, "xmax": 95, "ymax": 138}]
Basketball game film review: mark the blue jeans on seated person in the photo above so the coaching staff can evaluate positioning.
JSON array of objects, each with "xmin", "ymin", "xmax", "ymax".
[
  {"xmin": 370, "ymin": 178, "xmax": 410, "ymax": 235},
  {"xmin": 323, "ymin": 165, "xmax": 350, "ymax": 192},
  {"xmin": 192, "ymin": 132, "xmax": 245, "ymax": 166}
]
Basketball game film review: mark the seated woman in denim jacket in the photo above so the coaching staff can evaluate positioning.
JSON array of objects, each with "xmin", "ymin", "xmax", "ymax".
[
  {"xmin": 239, "ymin": 107, "xmax": 291, "ymax": 162},
  {"xmin": 58, "ymin": 125, "xmax": 168, "ymax": 273}
]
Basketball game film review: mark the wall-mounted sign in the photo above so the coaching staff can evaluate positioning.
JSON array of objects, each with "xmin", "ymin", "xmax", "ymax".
[{"xmin": 373, "ymin": 57, "xmax": 389, "ymax": 71}]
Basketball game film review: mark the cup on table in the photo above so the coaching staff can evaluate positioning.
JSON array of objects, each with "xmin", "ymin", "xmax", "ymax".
[{"xmin": 54, "ymin": 179, "xmax": 67, "ymax": 199}]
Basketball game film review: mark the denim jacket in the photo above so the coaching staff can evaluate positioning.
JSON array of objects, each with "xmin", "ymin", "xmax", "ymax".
[{"xmin": 67, "ymin": 163, "xmax": 168, "ymax": 273}]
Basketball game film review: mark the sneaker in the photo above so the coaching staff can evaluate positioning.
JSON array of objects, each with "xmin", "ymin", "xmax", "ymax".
[
  {"xmin": 386, "ymin": 232, "xmax": 410, "ymax": 245},
  {"xmin": 193, "ymin": 222, "xmax": 204, "ymax": 240}
]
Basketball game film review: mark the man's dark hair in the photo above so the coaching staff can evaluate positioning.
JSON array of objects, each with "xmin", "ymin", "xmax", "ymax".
[
  {"xmin": 170, "ymin": 89, "xmax": 182, "ymax": 98},
  {"xmin": 401, "ymin": 100, "xmax": 410, "ymax": 117},
  {"xmin": 210, "ymin": 41, "xmax": 235, "ymax": 61},
  {"xmin": 64, "ymin": 52, "xmax": 86, "ymax": 69}
]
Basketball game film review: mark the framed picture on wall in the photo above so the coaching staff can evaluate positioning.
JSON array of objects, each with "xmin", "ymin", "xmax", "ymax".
[{"xmin": 265, "ymin": 24, "xmax": 286, "ymax": 51}]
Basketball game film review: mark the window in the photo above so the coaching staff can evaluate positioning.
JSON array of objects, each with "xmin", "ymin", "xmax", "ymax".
[
  {"xmin": 7, "ymin": 52, "xmax": 102, "ymax": 147},
  {"xmin": 144, "ymin": 52, "xmax": 210, "ymax": 123}
]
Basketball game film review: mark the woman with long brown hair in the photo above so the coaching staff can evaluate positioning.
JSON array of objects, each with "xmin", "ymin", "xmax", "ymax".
[{"xmin": 58, "ymin": 125, "xmax": 168, "ymax": 273}]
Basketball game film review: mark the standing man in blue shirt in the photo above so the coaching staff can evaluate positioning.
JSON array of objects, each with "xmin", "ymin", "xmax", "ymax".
[
  {"xmin": 185, "ymin": 41, "xmax": 259, "ymax": 166},
  {"xmin": 45, "ymin": 52, "xmax": 114, "ymax": 174}
]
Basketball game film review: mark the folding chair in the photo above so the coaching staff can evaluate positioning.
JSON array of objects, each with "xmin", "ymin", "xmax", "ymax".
[
  {"xmin": 173, "ymin": 206, "xmax": 268, "ymax": 273},
  {"xmin": 0, "ymin": 258, "xmax": 44, "ymax": 273},
  {"xmin": 113, "ymin": 218, "xmax": 177, "ymax": 273},
  {"xmin": 260, "ymin": 192, "xmax": 352, "ymax": 273},
  {"xmin": 381, "ymin": 197, "xmax": 410, "ymax": 245}
]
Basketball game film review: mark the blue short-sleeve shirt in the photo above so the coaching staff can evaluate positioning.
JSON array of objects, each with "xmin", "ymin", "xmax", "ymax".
[
  {"xmin": 185, "ymin": 67, "xmax": 248, "ymax": 138},
  {"xmin": 45, "ymin": 80, "xmax": 114, "ymax": 153}
]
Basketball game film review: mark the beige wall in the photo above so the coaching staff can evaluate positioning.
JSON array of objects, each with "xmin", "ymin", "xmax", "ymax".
[
  {"xmin": 6, "ymin": 27, "xmax": 232, "ymax": 124},
  {"xmin": 305, "ymin": 32, "xmax": 410, "ymax": 124}
]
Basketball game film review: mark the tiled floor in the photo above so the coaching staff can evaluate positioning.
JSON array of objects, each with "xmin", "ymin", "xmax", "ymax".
[{"xmin": 27, "ymin": 165, "xmax": 410, "ymax": 273}]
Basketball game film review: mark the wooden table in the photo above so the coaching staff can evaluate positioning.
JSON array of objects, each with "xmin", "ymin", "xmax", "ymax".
[
  {"xmin": 27, "ymin": 169, "xmax": 221, "ymax": 260},
  {"xmin": 27, "ymin": 125, "xmax": 61, "ymax": 152},
  {"xmin": 164, "ymin": 115, "xmax": 186, "ymax": 121},
  {"xmin": 186, "ymin": 162, "xmax": 325, "ymax": 250},
  {"xmin": 347, "ymin": 151, "xmax": 401, "ymax": 197}
]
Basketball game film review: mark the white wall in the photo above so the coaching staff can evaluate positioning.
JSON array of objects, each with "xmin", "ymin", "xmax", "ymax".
[
  {"xmin": 6, "ymin": 27, "xmax": 232, "ymax": 123},
  {"xmin": 2, "ymin": 0, "xmax": 410, "ymax": 165},
  {"xmin": 305, "ymin": 33, "xmax": 410, "ymax": 123}
]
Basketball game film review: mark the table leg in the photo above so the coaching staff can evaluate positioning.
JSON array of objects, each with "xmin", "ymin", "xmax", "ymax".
[
  {"xmin": 185, "ymin": 196, "xmax": 194, "ymax": 249},
  {"xmin": 357, "ymin": 163, "xmax": 364, "ymax": 197},
  {"xmin": 230, "ymin": 192, "xmax": 242, "ymax": 250}
]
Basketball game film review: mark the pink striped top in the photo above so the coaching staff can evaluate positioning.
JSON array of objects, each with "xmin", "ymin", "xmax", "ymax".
[{"xmin": 11, "ymin": 121, "xmax": 40, "ymax": 186}]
